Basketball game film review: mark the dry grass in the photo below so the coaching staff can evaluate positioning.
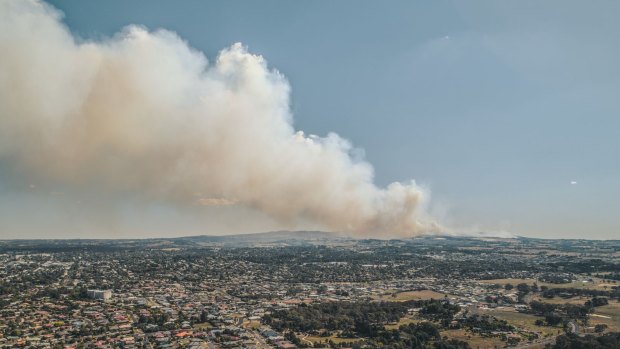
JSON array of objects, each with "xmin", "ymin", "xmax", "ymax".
[
  {"xmin": 384, "ymin": 317, "xmax": 424, "ymax": 330},
  {"xmin": 588, "ymin": 301, "xmax": 620, "ymax": 332},
  {"xmin": 478, "ymin": 278, "xmax": 537, "ymax": 286},
  {"xmin": 378, "ymin": 290, "xmax": 449, "ymax": 302},
  {"xmin": 302, "ymin": 334, "xmax": 362, "ymax": 345},
  {"xmin": 478, "ymin": 278, "xmax": 614, "ymax": 291},
  {"xmin": 193, "ymin": 322, "xmax": 213, "ymax": 330},
  {"xmin": 440, "ymin": 329, "xmax": 504, "ymax": 349},
  {"xmin": 530, "ymin": 296, "xmax": 587, "ymax": 305},
  {"xmin": 480, "ymin": 308, "xmax": 561, "ymax": 338},
  {"xmin": 244, "ymin": 320, "xmax": 262, "ymax": 329}
]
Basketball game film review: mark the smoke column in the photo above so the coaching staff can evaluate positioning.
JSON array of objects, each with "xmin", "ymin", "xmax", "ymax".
[{"xmin": 0, "ymin": 0, "xmax": 441, "ymax": 237}]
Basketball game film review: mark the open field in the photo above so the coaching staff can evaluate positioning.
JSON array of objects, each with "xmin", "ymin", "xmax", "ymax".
[
  {"xmin": 243, "ymin": 320, "xmax": 262, "ymax": 329},
  {"xmin": 384, "ymin": 317, "xmax": 424, "ymax": 330},
  {"xmin": 478, "ymin": 278, "xmax": 538, "ymax": 286},
  {"xmin": 478, "ymin": 278, "xmax": 614, "ymax": 291},
  {"xmin": 302, "ymin": 334, "xmax": 362, "ymax": 345},
  {"xmin": 377, "ymin": 290, "xmax": 449, "ymax": 301},
  {"xmin": 530, "ymin": 296, "xmax": 588, "ymax": 305},
  {"xmin": 193, "ymin": 322, "xmax": 213, "ymax": 330},
  {"xmin": 441, "ymin": 329, "xmax": 504, "ymax": 349},
  {"xmin": 589, "ymin": 301, "xmax": 620, "ymax": 332},
  {"xmin": 472, "ymin": 307, "xmax": 561, "ymax": 338}
]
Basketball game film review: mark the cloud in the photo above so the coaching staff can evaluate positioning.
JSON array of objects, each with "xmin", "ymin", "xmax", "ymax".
[{"xmin": 0, "ymin": 0, "xmax": 441, "ymax": 237}]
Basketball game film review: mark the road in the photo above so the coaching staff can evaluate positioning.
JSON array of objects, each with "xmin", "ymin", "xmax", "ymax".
[{"xmin": 249, "ymin": 330, "xmax": 273, "ymax": 349}]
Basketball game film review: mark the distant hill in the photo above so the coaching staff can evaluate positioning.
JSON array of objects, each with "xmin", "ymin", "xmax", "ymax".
[
  {"xmin": 176, "ymin": 230, "xmax": 352, "ymax": 247},
  {"xmin": 1, "ymin": 231, "xmax": 617, "ymax": 252},
  {"xmin": 0, "ymin": 231, "xmax": 353, "ymax": 251}
]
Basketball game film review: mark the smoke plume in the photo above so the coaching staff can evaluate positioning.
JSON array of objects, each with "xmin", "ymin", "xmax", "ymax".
[{"xmin": 0, "ymin": 0, "xmax": 440, "ymax": 236}]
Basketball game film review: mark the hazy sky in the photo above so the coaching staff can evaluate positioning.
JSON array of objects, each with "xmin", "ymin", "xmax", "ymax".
[{"xmin": 1, "ymin": 0, "xmax": 618, "ymax": 239}]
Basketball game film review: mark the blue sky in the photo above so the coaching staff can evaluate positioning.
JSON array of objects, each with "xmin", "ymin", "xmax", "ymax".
[{"xmin": 1, "ymin": 0, "xmax": 619, "ymax": 239}]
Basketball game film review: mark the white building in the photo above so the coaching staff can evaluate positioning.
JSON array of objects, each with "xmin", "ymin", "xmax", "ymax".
[{"xmin": 87, "ymin": 289, "xmax": 112, "ymax": 301}]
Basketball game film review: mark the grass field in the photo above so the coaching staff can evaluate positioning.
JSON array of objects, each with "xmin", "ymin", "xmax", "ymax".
[
  {"xmin": 530, "ymin": 296, "xmax": 588, "ymax": 305},
  {"xmin": 478, "ymin": 277, "xmax": 614, "ymax": 291},
  {"xmin": 589, "ymin": 301, "xmax": 620, "ymax": 332},
  {"xmin": 193, "ymin": 322, "xmax": 213, "ymax": 330},
  {"xmin": 480, "ymin": 308, "xmax": 561, "ymax": 338},
  {"xmin": 384, "ymin": 317, "xmax": 424, "ymax": 330},
  {"xmin": 302, "ymin": 334, "xmax": 362, "ymax": 345},
  {"xmin": 441, "ymin": 329, "xmax": 504, "ymax": 349},
  {"xmin": 243, "ymin": 320, "xmax": 261, "ymax": 329},
  {"xmin": 478, "ymin": 278, "xmax": 536, "ymax": 285},
  {"xmin": 377, "ymin": 290, "xmax": 449, "ymax": 302}
]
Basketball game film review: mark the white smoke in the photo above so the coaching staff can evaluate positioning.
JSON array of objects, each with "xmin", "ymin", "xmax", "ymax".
[{"xmin": 0, "ymin": 0, "xmax": 441, "ymax": 237}]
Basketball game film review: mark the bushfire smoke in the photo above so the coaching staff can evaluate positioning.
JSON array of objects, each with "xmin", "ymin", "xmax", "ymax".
[{"xmin": 0, "ymin": 1, "xmax": 440, "ymax": 236}]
